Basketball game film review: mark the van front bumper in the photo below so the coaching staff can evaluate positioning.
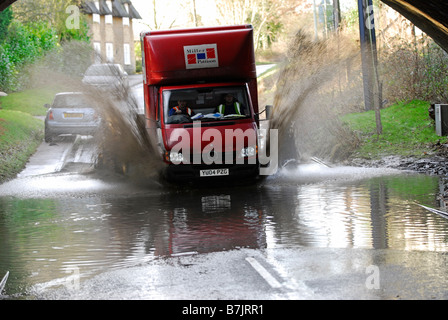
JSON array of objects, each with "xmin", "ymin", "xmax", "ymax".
[{"xmin": 164, "ymin": 163, "xmax": 259, "ymax": 182}]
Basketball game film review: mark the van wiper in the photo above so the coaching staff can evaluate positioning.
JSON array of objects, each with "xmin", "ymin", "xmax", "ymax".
[
  {"xmin": 191, "ymin": 113, "xmax": 249, "ymax": 121},
  {"xmin": 191, "ymin": 113, "xmax": 221, "ymax": 120},
  {"xmin": 221, "ymin": 114, "xmax": 248, "ymax": 120}
]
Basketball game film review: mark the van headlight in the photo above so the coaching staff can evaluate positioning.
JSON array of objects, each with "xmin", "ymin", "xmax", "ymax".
[
  {"xmin": 169, "ymin": 151, "xmax": 184, "ymax": 163},
  {"xmin": 240, "ymin": 146, "xmax": 257, "ymax": 158}
]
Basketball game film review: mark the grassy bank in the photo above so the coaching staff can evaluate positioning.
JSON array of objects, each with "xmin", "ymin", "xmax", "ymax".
[
  {"xmin": 0, "ymin": 86, "xmax": 58, "ymax": 182},
  {"xmin": 342, "ymin": 100, "xmax": 445, "ymax": 159},
  {"xmin": 0, "ymin": 109, "xmax": 44, "ymax": 181},
  {"xmin": 0, "ymin": 86, "xmax": 60, "ymax": 116}
]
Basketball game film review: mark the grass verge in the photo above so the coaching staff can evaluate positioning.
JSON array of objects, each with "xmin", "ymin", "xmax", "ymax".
[
  {"xmin": 0, "ymin": 86, "xmax": 57, "ymax": 182},
  {"xmin": 341, "ymin": 100, "xmax": 446, "ymax": 159},
  {"xmin": 0, "ymin": 86, "xmax": 60, "ymax": 116},
  {"xmin": 0, "ymin": 109, "xmax": 44, "ymax": 182}
]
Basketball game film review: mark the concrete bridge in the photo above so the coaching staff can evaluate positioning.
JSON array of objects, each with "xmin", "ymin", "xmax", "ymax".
[{"xmin": 380, "ymin": 0, "xmax": 448, "ymax": 52}]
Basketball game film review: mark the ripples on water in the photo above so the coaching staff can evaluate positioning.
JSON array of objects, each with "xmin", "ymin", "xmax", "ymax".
[
  {"xmin": 1, "ymin": 163, "xmax": 448, "ymax": 297},
  {"xmin": 267, "ymin": 165, "xmax": 448, "ymax": 251}
]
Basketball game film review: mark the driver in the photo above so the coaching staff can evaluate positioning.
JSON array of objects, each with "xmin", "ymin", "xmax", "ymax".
[
  {"xmin": 217, "ymin": 93, "xmax": 243, "ymax": 115},
  {"xmin": 169, "ymin": 99, "xmax": 195, "ymax": 117}
]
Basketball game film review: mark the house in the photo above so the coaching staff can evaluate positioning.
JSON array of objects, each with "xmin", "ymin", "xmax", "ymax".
[{"xmin": 81, "ymin": 0, "xmax": 142, "ymax": 74}]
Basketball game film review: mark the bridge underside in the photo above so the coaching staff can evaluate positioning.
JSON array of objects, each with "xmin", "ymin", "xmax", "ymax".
[
  {"xmin": 0, "ymin": 0, "xmax": 447, "ymax": 51},
  {"xmin": 380, "ymin": 0, "xmax": 448, "ymax": 52}
]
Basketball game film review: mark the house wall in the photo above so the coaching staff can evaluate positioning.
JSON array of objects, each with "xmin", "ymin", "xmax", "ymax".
[{"xmin": 86, "ymin": 10, "xmax": 137, "ymax": 74}]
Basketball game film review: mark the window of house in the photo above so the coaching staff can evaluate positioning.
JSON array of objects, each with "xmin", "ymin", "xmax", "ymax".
[
  {"xmin": 124, "ymin": 44, "xmax": 131, "ymax": 65},
  {"xmin": 105, "ymin": 0, "xmax": 113, "ymax": 24},
  {"xmin": 123, "ymin": 3, "xmax": 130, "ymax": 26},
  {"xmin": 93, "ymin": 42, "xmax": 101, "ymax": 63},
  {"xmin": 106, "ymin": 43, "xmax": 114, "ymax": 63},
  {"xmin": 93, "ymin": 1, "xmax": 100, "ymax": 23}
]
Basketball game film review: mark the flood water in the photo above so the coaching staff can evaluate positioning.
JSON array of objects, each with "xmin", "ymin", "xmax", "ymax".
[{"xmin": 1, "ymin": 163, "xmax": 448, "ymax": 298}]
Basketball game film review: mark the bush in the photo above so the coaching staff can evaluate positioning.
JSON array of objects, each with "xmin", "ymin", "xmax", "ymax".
[
  {"xmin": 0, "ymin": 20, "xmax": 57, "ymax": 92},
  {"xmin": 381, "ymin": 39, "xmax": 448, "ymax": 103}
]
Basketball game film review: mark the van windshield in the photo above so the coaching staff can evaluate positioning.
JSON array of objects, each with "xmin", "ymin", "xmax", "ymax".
[{"xmin": 163, "ymin": 86, "xmax": 251, "ymax": 124}]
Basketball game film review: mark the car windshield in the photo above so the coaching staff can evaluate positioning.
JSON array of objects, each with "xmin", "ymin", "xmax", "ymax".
[
  {"xmin": 163, "ymin": 86, "xmax": 251, "ymax": 124},
  {"xmin": 52, "ymin": 94, "xmax": 91, "ymax": 108},
  {"xmin": 85, "ymin": 65, "xmax": 123, "ymax": 76}
]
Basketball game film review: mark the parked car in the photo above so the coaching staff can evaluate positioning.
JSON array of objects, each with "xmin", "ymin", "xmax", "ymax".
[
  {"xmin": 44, "ymin": 92, "xmax": 101, "ymax": 142},
  {"xmin": 82, "ymin": 63, "xmax": 129, "ymax": 93}
]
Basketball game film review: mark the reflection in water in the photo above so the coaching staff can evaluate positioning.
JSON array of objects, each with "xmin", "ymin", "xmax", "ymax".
[
  {"xmin": 1, "ymin": 167, "xmax": 448, "ymax": 296},
  {"xmin": 163, "ymin": 192, "xmax": 266, "ymax": 256},
  {"xmin": 264, "ymin": 174, "xmax": 448, "ymax": 252}
]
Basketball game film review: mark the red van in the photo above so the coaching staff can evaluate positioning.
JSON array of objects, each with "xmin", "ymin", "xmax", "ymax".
[{"xmin": 140, "ymin": 25, "xmax": 264, "ymax": 182}]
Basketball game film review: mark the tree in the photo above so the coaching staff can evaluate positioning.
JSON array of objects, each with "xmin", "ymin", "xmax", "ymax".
[
  {"xmin": 214, "ymin": 0, "xmax": 296, "ymax": 51},
  {"xmin": 0, "ymin": 19, "xmax": 58, "ymax": 91},
  {"xmin": 137, "ymin": 0, "xmax": 177, "ymax": 30},
  {"xmin": 0, "ymin": 6, "xmax": 13, "ymax": 43},
  {"xmin": 191, "ymin": 0, "xmax": 199, "ymax": 27},
  {"xmin": 12, "ymin": 0, "xmax": 89, "ymax": 42}
]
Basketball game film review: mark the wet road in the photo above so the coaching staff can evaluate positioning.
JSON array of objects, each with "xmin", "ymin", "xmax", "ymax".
[
  {"xmin": 2, "ymin": 144, "xmax": 448, "ymax": 300},
  {"xmin": 2, "ymin": 77, "xmax": 448, "ymax": 300}
]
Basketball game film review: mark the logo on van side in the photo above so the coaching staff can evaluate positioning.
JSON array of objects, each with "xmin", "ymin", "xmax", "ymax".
[{"xmin": 184, "ymin": 44, "xmax": 219, "ymax": 69}]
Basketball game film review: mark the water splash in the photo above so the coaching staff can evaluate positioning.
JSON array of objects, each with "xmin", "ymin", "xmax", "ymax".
[
  {"xmin": 84, "ymin": 86, "xmax": 166, "ymax": 183},
  {"xmin": 269, "ymin": 30, "xmax": 364, "ymax": 166},
  {"xmin": 26, "ymin": 34, "xmax": 367, "ymax": 185}
]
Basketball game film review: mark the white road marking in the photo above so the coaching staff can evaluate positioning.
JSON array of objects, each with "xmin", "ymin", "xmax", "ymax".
[
  {"xmin": 55, "ymin": 143, "xmax": 73, "ymax": 172},
  {"xmin": 171, "ymin": 251, "xmax": 198, "ymax": 257},
  {"xmin": 74, "ymin": 144, "xmax": 84, "ymax": 162},
  {"xmin": 245, "ymin": 257, "xmax": 282, "ymax": 289},
  {"xmin": 0, "ymin": 271, "xmax": 9, "ymax": 294}
]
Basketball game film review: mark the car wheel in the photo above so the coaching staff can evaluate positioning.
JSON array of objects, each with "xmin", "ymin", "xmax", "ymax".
[{"xmin": 44, "ymin": 127, "xmax": 53, "ymax": 143}]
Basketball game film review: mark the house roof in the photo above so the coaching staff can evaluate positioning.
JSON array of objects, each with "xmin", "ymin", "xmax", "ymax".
[
  {"xmin": 112, "ymin": 0, "xmax": 127, "ymax": 17},
  {"xmin": 82, "ymin": 1, "xmax": 99, "ymax": 14},
  {"xmin": 127, "ymin": 3, "xmax": 142, "ymax": 20},
  {"xmin": 81, "ymin": 0, "xmax": 142, "ymax": 19},
  {"xmin": 99, "ymin": 1, "xmax": 112, "ymax": 15}
]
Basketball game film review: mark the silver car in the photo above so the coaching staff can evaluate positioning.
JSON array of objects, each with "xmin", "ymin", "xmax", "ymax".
[
  {"xmin": 82, "ymin": 63, "xmax": 129, "ymax": 92},
  {"xmin": 44, "ymin": 92, "xmax": 101, "ymax": 142}
]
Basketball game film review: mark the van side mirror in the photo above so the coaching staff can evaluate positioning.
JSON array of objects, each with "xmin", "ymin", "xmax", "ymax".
[
  {"xmin": 44, "ymin": 103, "xmax": 50, "ymax": 108},
  {"xmin": 255, "ymin": 105, "xmax": 273, "ymax": 121},
  {"xmin": 265, "ymin": 105, "xmax": 272, "ymax": 119}
]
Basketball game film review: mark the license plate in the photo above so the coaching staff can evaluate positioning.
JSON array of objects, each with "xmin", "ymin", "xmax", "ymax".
[
  {"xmin": 64, "ymin": 113, "xmax": 83, "ymax": 118},
  {"xmin": 200, "ymin": 168, "xmax": 229, "ymax": 177}
]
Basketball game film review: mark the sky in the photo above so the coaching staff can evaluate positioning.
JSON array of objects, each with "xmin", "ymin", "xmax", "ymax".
[
  {"xmin": 130, "ymin": 0, "xmax": 219, "ymax": 38},
  {"xmin": 130, "ymin": 0, "xmax": 359, "ymax": 39}
]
